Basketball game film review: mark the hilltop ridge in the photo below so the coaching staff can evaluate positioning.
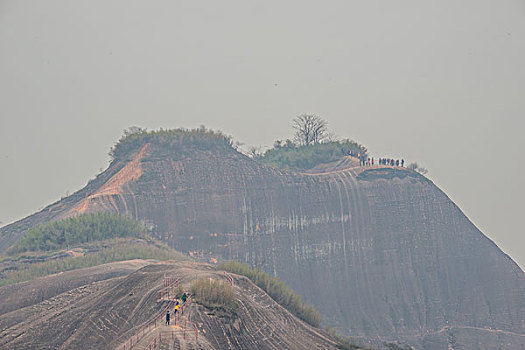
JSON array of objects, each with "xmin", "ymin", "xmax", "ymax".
[
  {"xmin": 0, "ymin": 260, "xmax": 363, "ymax": 349},
  {"xmin": 1, "ymin": 129, "xmax": 523, "ymax": 349}
]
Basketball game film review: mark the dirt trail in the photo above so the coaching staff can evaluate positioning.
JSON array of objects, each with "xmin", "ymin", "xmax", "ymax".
[{"xmin": 0, "ymin": 261, "xmax": 351, "ymax": 349}]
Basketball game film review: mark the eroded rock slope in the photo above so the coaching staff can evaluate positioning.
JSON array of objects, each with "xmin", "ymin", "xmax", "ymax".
[
  {"xmin": 1, "ymin": 139, "xmax": 523, "ymax": 349},
  {"xmin": 0, "ymin": 261, "xmax": 346, "ymax": 350}
]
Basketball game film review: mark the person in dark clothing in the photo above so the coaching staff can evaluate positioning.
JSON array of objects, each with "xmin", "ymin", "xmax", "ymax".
[
  {"xmin": 166, "ymin": 310, "xmax": 170, "ymax": 325},
  {"xmin": 182, "ymin": 293, "xmax": 187, "ymax": 303},
  {"xmin": 396, "ymin": 159, "xmax": 399, "ymax": 166},
  {"xmin": 401, "ymin": 159, "xmax": 404, "ymax": 167}
]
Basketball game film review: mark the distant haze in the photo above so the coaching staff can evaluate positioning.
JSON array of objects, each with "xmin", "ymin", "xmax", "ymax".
[{"xmin": 1, "ymin": 0, "xmax": 524, "ymax": 269}]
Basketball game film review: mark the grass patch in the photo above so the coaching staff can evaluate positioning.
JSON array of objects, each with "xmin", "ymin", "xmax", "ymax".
[
  {"xmin": 218, "ymin": 261, "xmax": 322, "ymax": 327},
  {"xmin": 8, "ymin": 213, "xmax": 146, "ymax": 255},
  {"xmin": 357, "ymin": 168, "xmax": 431, "ymax": 184},
  {"xmin": 325, "ymin": 326, "xmax": 367, "ymax": 350},
  {"xmin": 257, "ymin": 140, "xmax": 367, "ymax": 171},
  {"xmin": 191, "ymin": 278, "xmax": 238, "ymax": 318},
  {"xmin": 0, "ymin": 238, "xmax": 185, "ymax": 287},
  {"xmin": 109, "ymin": 126, "xmax": 234, "ymax": 161}
]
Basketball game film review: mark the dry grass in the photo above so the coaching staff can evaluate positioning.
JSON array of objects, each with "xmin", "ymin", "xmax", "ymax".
[{"xmin": 191, "ymin": 278, "xmax": 238, "ymax": 318}]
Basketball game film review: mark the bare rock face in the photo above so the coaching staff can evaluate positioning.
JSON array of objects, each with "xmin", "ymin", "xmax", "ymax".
[
  {"xmin": 1, "ymin": 140, "xmax": 524, "ymax": 349},
  {"xmin": 0, "ymin": 261, "xmax": 345, "ymax": 350}
]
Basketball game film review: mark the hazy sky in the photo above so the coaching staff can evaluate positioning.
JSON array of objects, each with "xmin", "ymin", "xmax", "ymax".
[{"xmin": 1, "ymin": 0, "xmax": 524, "ymax": 269}]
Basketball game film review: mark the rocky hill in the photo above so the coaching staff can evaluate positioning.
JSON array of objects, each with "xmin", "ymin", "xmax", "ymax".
[
  {"xmin": 0, "ymin": 260, "xmax": 353, "ymax": 349},
  {"xmin": 1, "ymin": 130, "xmax": 523, "ymax": 349}
]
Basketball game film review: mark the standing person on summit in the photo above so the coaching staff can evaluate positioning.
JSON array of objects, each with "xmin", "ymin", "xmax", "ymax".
[{"xmin": 166, "ymin": 310, "xmax": 170, "ymax": 325}]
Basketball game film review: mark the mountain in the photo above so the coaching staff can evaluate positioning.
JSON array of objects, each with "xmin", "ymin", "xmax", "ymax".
[
  {"xmin": 1, "ymin": 130, "xmax": 523, "ymax": 349},
  {"xmin": 0, "ymin": 260, "xmax": 352, "ymax": 349}
]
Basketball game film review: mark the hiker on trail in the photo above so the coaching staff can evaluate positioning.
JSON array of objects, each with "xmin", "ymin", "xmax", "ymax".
[
  {"xmin": 401, "ymin": 159, "xmax": 404, "ymax": 167},
  {"xmin": 166, "ymin": 310, "xmax": 170, "ymax": 325},
  {"xmin": 396, "ymin": 159, "xmax": 399, "ymax": 166},
  {"xmin": 174, "ymin": 303, "xmax": 180, "ymax": 316},
  {"xmin": 182, "ymin": 293, "xmax": 187, "ymax": 303}
]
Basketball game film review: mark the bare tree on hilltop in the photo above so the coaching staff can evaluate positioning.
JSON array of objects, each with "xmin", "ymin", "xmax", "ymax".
[{"xmin": 293, "ymin": 114, "xmax": 328, "ymax": 146}]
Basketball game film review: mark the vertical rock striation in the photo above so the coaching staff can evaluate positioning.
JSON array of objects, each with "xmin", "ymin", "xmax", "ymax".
[{"xmin": 1, "ymin": 141, "xmax": 523, "ymax": 349}]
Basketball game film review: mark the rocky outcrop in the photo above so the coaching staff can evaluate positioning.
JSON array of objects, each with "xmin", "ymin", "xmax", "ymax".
[
  {"xmin": 0, "ymin": 261, "xmax": 348, "ymax": 350},
  {"xmin": 1, "ymin": 140, "xmax": 523, "ymax": 349}
]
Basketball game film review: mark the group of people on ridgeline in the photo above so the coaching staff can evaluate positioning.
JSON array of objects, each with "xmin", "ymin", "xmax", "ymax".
[
  {"xmin": 165, "ymin": 292, "xmax": 188, "ymax": 325},
  {"xmin": 378, "ymin": 158, "xmax": 404, "ymax": 167},
  {"xmin": 342, "ymin": 149, "xmax": 404, "ymax": 168}
]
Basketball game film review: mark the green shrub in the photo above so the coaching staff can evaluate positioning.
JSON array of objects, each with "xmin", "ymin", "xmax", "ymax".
[
  {"xmin": 8, "ymin": 213, "xmax": 146, "ymax": 255},
  {"xmin": 257, "ymin": 139, "xmax": 367, "ymax": 171},
  {"xmin": 218, "ymin": 261, "xmax": 322, "ymax": 327},
  {"xmin": 191, "ymin": 278, "xmax": 238, "ymax": 317},
  {"xmin": 109, "ymin": 126, "xmax": 234, "ymax": 161},
  {"xmin": 0, "ymin": 238, "xmax": 186, "ymax": 287}
]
